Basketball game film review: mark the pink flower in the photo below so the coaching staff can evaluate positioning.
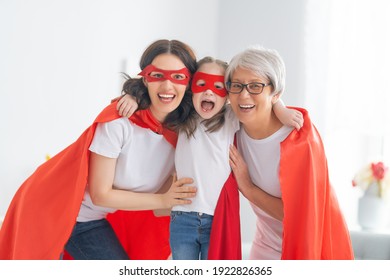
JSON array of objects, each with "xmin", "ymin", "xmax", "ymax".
[
  {"xmin": 371, "ymin": 162, "xmax": 388, "ymax": 181},
  {"xmin": 352, "ymin": 161, "xmax": 390, "ymax": 199}
]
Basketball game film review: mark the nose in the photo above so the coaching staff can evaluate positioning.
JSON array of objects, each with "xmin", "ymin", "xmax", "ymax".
[
  {"xmin": 239, "ymin": 87, "xmax": 251, "ymax": 98},
  {"xmin": 204, "ymin": 89, "xmax": 214, "ymax": 96},
  {"xmin": 160, "ymin": 79, "xmax": 174, "ymax": 89}
]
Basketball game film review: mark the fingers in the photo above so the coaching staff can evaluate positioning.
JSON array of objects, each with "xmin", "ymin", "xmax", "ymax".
[
  {"xmin": 174, "ymin": 177, "xmax": 194, "ymax": 186},
  {"xmin": 117, "ymin": 101, "xmax": 134, "ymax": 117},
  {"xmin": 229, "ymin": 144, "xmax": 239, "ymax": 162},
  {"xmin": 293, "ymin": 111, "xmax": 304, "ymax": 131},
  {"xmin": 171, "ymin": 186, "xmax": 196, "ymax": 205},
  {"xmin": 293, "ymin": 122, "xmax": 301, "ymax": 131},
  {"xmin": 116, "ymin": 96, "xmax": 125, "ymax": 109},
  {"xmin": 127, "ymin": 105, "xmax": 137, "ymax": 117},
  {"xmin": 121, "ymin": 105, "xmax": 136, "ymax": 118},
  {"xmin": 116, "ymin": 95, "xmax": 138, "ymax": 117},
  {"xmin": 174, "ymin": 187, "xmax": 197, "ymax": 198},
  {"xmin": 229, "ymin": 145, "xmax": 241, "ymax": 171},
  {"xmin": 170, "ymin": 177, "xmax": 196, "ymax": 205}
]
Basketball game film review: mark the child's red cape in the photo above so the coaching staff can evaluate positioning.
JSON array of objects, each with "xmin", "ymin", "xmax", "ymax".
[{"xmin": 208, "ymin": 172, "xmax": 242, "ymax": 259}]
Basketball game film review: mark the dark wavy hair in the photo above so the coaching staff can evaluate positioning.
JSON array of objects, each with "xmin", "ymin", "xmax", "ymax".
[{"xmin": 122, "ymin": 39, "xmax": 197, "ymax": 132}]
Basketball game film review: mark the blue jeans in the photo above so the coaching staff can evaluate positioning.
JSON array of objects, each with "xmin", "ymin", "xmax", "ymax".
[
  {"xmin": 169, "ymin": 211, "xmax": 213, "ymax": 260},
  {"xmin": 65, "ymin": 219, "xmax": 129, "ymax": 260}
]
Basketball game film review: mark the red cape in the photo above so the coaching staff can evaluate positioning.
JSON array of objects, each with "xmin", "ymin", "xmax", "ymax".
[
  {"xmin": 208, "ymin": 172, "xmax": 242, "ymax": 260},
  {"xmin": 0, "ymin": 102, "xmax": 173, "ymax": 260},
  {"xmin": 0, "ymin": 101, "xmax": 240, "ymax": 260},
  {"xmin": 279, "ymin": 108, "xmax": 354, "ymax": 259}
]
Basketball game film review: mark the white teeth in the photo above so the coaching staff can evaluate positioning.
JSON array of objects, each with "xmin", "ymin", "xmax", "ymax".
[
  {"xmin": 159, "ymin": 94, "xmax": 174, "ymax": 98},
  {"xmin": 239, "ymin": 104, "xmax": 254, "ymax": 109}
]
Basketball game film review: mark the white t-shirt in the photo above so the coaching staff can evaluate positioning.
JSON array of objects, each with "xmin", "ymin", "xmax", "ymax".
[
  {"xmin": 173, "ymin": 106, "xmax": 240, "ymax": 215},
  {"xmin": 237, "ymin": 124, "xmax": 293, "ymax": 260},
  {"xmin": 77, "ymin": 117, "xmax": 175, "ymax": 222}
]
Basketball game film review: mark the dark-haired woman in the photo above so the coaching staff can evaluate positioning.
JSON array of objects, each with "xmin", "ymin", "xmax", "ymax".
[{"xmin": 0, "ymin": 39, "xmax": 197, "ymax": 260}]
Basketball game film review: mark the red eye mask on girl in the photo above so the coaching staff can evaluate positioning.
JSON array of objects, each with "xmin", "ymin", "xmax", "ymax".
[
  {"xmin": 191, "ymin": 72, "xmax": 227, "ymax": 97},
  {"xmin": 138, "ymin": 64, "xmax": 191, "ymax": 85}
]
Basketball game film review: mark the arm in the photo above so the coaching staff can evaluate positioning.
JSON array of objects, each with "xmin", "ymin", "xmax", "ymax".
[
  {"xmin": 273, "ymin": 99, "xmax": 303, "ymax": 130},
  {"xmin": 229, "ymin": 145, "xmax": 284, "ymax": 221},
  {"xmin": 88, "ymin": 152, "xmax": 196, "ymax": 210}
]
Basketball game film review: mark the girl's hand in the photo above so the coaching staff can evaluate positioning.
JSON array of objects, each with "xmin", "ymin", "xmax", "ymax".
[
  {"xmin": 161, "ymin": 173, "xmax": 197, "ymax": 208},
  {"xmin": 277, "ymin": 107, "xmax": 303, "ymax": 130},
  {"xmin": 117, "ymin": 94, "xmax": 138, "ymax": 117},
  {"xmin": 273, "ymin": 100, "xmax": 304, "ymax": 130}
]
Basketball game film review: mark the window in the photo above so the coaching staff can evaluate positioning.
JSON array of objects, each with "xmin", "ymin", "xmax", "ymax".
[{"xmin": 305, "ymin": 0, "xmax": 390, "ymax": 227}]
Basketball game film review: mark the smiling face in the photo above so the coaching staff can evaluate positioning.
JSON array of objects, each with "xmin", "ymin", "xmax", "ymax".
[
  {"xmin": 143, "ymin": 53, "xmax": 189, "ymax": 122},
  {"xmin": 228, "ymin": 67, "xmax": 280, "ymax": 131},
  {"xmin": 191, "ymin": 62, "xmax": 227, "ymax": 120}
]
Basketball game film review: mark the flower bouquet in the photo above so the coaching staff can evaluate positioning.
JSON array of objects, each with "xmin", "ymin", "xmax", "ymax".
[
  {"xmin": 353, "ymin": 161, "xmax": 390, "ymax": 229},
  {"xmin": 352, "ymin": 161, "xmax": 390, "ymax": 199}
]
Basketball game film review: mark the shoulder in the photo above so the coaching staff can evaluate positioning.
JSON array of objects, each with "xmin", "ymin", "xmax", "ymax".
[
  {"xmin": 225, "ymin": 104, "xmax": 240, "ymax": 129},
  {"xmin": 96, "ymin": 117, "xmax": 133, "ymax": 139},
  {"xmin": 283, "ymin": 107, "xmax": 323, "ymax": 145}
]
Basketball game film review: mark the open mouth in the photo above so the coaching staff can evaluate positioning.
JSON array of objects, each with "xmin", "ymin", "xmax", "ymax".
[
  {"xmin": 239, "ymin": 104, "xmax": 255, "ymax": 111},
  {"xmin": 158, "ymin": 93, "xmax": 175, "ymax": 103},
  {"xmin": 201, "ymin": 100, "xmax": 215, "ymax": 112}
]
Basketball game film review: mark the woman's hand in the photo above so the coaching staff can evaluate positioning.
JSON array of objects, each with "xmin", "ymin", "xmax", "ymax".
[
  {"xmin": 229, "ymin": 144, "xmax": 252, "ymax": 194},
  {"xmin": 229, "ymin": 144, "xmax": 284, "ymax": 221},
  {"xmin": 161, "ymin": 173, "xmax": 197, "ymax": 208},
  {"xmin": 116, "ymin": 94, "xmax": 138, "ymax": 117}
]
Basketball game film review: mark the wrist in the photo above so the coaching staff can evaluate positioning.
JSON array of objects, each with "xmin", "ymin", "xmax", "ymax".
[
  {"xmin": 239, "ymin": 177, "xmax": 254, "ymax": 198},
  {"xmin": 158, "ymin": 193, "xmax": 170, "ymax": 209}
]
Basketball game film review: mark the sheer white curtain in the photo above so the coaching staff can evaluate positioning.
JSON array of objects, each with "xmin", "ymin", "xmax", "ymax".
[{"xmin": 304, "ymin": 0, "xmax": 390, "ymax": 227}]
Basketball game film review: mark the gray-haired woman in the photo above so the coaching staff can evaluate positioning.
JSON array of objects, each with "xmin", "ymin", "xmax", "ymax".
[{"xmin": 227, "ymin": 46, "xmax": 354, "ymax": 260}]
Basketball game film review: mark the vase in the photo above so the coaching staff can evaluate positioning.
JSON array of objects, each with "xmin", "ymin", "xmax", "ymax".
[{"xmin": 357, "ymin": 183, "xmax": 390, "ymax": 230}]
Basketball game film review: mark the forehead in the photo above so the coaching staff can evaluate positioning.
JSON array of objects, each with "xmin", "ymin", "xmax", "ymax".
[
  {"xmin": 197, "ymin": 62, "xmax": 225, "ymax": 76},
  {"xmin": 231, "ymin": 67, "xmax": 264, "ymax": 82},
  {"xmin": 151, "ymin": 53, "xmax": 185, "ymax": 70}
]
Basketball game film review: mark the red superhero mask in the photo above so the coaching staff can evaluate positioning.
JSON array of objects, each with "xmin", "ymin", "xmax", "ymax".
[
  {"xmin": 138, "ymin": 64, "xmax": 191, "ymax": 85},
  {"xmin": 191, "ymin": 72, "xmax": 227, "ymax": 97}
]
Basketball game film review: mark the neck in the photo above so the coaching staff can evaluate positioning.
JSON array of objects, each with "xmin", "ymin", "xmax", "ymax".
[
  {"xmin": 149, "ymin": 107, "xmax": 167, "ymax": 124},
  {"xmin": 242, "ymin": 111, "xmax": 283, "ymax": 139}
]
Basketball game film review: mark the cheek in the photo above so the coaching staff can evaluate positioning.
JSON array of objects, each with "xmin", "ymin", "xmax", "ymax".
[
  {"xmin": 192, "ymin": 92, "xmax": 201, "ymax": 103},
  {"xmin": 215, "ymin": 97, "xmax": 227, "ymax": 111},
  {"xmin": 146, "ymin": 83, "xmax": 158, "ymax": 94},
  {"xmin": 228, "ymin": 95, "xmax": 238, "ymax": 106},
  {"xmin": 176, "ymin": 85, "xmax": 187, "ymax": 96}
]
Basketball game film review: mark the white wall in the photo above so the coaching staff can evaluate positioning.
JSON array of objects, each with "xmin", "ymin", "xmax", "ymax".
[
  {"xmin": 0, "ymin": 0, "xmax": 220, "ymax": 217},
  {"xmin": 217, "ymin": 0, "xmax": 307, "ymax": 108}
]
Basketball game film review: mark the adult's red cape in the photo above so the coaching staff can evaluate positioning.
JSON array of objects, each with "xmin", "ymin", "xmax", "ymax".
[
  {"xmin": 0, "ymin": 101, "xmax": 241, "ymax": 260},
  {"xmin": 278, "ymin": 107, "xmax": 354, "ymax": 259}
]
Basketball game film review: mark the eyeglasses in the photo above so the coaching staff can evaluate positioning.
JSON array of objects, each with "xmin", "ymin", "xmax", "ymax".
[{"xmin": 226, "ymin": 81, "xmax": 271, "ymax": 95}]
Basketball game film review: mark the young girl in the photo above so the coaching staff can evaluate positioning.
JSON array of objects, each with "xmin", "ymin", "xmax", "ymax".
[{"xmin": 118, "ymin": 56, "xmax": 303, "ymax": 260}]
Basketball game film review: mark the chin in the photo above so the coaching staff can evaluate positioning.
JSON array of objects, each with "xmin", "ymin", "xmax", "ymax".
[{"xmin": 198, "ymin": 111, "xmax": 216, "ymax": 120}]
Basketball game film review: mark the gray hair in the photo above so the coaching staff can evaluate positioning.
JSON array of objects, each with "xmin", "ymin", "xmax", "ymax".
[{"xmin": 225, "ymin": 46, "xmax": 286, "ymax": 96}]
